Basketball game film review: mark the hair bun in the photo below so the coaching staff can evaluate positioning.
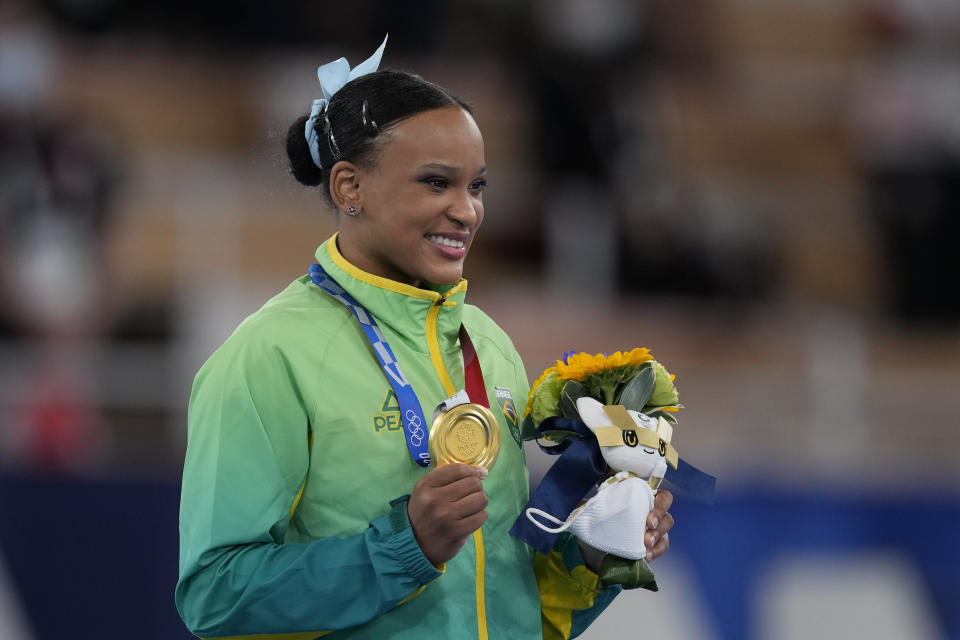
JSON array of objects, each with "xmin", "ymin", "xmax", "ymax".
[{"xmin": 286, "ymin": 115, "xmax": 324, "ymax": 187}]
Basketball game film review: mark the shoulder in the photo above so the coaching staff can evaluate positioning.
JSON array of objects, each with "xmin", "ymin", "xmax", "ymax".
[
  {"xmin": 243, "ymin": 275, "xmax": 347, "ymax": 332},
  {"xmin": 198, "ymin": 276, "xmax": 354, "ymax": 378},
  {"xmin": 462, "ymin": 303, "xmax": 525, "ymax": 369},
  {"xmin": 462, "ymin": 303, "xmax": 514, "ymax": 348}
]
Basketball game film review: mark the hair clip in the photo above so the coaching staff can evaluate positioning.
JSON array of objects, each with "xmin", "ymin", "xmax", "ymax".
[
  {"xmin": 361, "ymin": 100, "xmax": 379, "ymax": 137},
  {"xmin": 320, "ymin": 102, "xmax": 341, "ymax": 160}
]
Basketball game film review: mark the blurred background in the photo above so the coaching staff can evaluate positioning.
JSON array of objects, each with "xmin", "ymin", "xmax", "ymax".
[{"xmin": 0, "ymin": 0, "xmax": 958, "ymax": 638}]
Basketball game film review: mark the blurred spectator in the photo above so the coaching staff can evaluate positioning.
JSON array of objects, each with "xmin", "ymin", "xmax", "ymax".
[
  {"xmin": 0, "ymin": 7, "xmax": 116, "ymax": 470},
  {"xmin": 521, "ymin": 0, "xmax": 643, "ymax": 296},
  {"xmin": 854, "ymin": 0, "xmax": 960, "ymax": 324}
]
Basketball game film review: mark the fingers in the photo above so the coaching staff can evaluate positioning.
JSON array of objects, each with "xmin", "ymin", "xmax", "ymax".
[
  {"xmin": 415, "ymin": 464, "xmax": 487, "ymax": 506},
  {"xmin": 647, "ymin": 531, "xmax": 669, "ymax": 560},
  {"xmin": 645, "ymin": 490, "xmax": 673, "ymax": 541},
  {"xmin": 456, "ymin": 509, "xmax": 489, "ymax": 535},
  {"xmin": 645, "ymin": 510, "xmax": 673, "ymax": 555},
  {"xmin": 654, "ymin": 489, "xmax": 674, "ymax": 512},
  {"xmin": 448, "ymin": 487, "xmax": 489, "ymax": 520},
  {"xmin": 443, "ymin": 474, "xmax": 488, "ymax": 504},
  {"xmin": 645, "ymin": 490, "xmax": 675, "ymax": 561},
  {"xmin": 421, "ymin": 463, "xmax": 488, "ymax": 487},
  {"xmin": 407, "ymin": 464, "xmax": 490, "ymax": 566}
]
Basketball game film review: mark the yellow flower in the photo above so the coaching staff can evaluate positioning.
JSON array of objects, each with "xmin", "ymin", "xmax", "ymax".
[
  {"xmin": 526, "ymin": 348, "xmax": 656, "ymax": 414},
  {"xmin": 553, "ymin": 348, "xmax": 653, "ymax": 381}
]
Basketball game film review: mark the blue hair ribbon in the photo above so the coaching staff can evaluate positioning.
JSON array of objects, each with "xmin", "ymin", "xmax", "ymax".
[{"xmin": 305, "ymin": 34, "xmax": 389, "ymax": 169}]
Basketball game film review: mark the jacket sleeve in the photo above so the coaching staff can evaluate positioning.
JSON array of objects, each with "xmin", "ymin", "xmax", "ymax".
[
  {"xmin": 510, "ymin": 353, "xmax": 622, "ymax": 639},
  {"xmin": 175, "ymin": 327, "xmax": 441, "ymax": 639}
]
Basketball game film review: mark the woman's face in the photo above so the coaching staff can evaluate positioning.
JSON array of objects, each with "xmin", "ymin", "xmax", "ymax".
[{"xmin": 337, "ymin": 105, "xmax": 486, "ymax": 287}]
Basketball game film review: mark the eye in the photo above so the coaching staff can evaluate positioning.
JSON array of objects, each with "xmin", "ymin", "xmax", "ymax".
[
  {"xmin": 469, "ymin": 179, "xmax": 487, "ymax": 193},
  {"xmin": 419, "ymin": 176, "xmax": 449, "ymax": 191}
]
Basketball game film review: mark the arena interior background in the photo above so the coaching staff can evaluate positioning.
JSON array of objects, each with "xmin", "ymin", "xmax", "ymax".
[{"xmin": 1, "ymin": 0, "xmax": 958, "ymax": 638}]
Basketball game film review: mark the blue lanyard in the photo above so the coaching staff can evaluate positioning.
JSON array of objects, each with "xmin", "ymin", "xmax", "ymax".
[{"xmin": 308, "ymin": 263, "xmax": 432, "ymax": 467}]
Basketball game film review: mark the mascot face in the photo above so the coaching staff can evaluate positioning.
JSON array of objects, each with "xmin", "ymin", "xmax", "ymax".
[{"xmin": 575, "ymin": 397, "xmax": 668, "ymax": 480}]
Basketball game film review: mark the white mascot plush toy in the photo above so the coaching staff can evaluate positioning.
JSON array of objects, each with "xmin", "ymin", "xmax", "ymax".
[{"xmin": 525, "ymin": 396, "xmax": 677, "ymax": 560}]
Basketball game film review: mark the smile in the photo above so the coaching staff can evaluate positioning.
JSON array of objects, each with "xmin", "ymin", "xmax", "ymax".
[{"xmin": 425, "ymin": 234, "xmax": 465, "ymax": 249}]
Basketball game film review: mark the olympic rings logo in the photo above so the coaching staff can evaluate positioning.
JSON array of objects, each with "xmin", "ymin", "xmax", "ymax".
[
  {"xmin": 405, "ymin": 409, "xmax": 425, "ymax": 446},
  {"xmin": 405, "ymin": 409, "xmax": 422, "ymax": 429}
]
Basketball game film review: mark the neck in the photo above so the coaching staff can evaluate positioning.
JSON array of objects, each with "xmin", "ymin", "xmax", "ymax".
[{"xmin": 335, "ymin": 233, "xmax": 423, "ymax": 289}]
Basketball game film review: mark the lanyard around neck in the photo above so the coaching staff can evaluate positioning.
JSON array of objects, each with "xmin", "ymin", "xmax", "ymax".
[
  {"xmin": 308, "ymin": 263, "xmax": 488, "ymax": 466},
  {"xmin": 458, "ymin": 325, "xmax": 489, "ymax": 408}
]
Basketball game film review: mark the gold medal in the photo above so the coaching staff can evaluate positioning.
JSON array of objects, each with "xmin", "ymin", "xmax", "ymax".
[{"xmin": 429, "ymin": 403, "xmax": 501, "ymax": 470}]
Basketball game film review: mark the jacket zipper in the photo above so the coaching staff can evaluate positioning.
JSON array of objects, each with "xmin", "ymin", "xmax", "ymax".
[{"xmin": 423, "ymin": 297, "xmax": 488, "ymax": 640}]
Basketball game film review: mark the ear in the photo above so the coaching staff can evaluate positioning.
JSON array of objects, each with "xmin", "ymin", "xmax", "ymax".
[
  {"xmin": 329, "ymin": 160, "xmax": 361, "ymax": 212},
  {"xmin": 575, "ymin": 397, "xmax": 611, "ymax": 431}
]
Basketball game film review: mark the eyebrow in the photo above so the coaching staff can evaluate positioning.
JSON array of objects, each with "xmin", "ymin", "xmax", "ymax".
[{"xmin": 417, "ymin": 162, "xmax": 487, "ymax": 176}]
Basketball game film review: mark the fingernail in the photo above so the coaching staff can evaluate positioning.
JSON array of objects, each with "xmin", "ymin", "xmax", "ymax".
[
  {"xmin": 479, "ymin": 467, "xmax": 489, "ymax": 478},
  {"xmin": 647, "ymin": 533, "xmax": 657, "ymax": 547},
  {"xmin": 651, "ymin": 516, "xmax": 660, "ymax": 529}
]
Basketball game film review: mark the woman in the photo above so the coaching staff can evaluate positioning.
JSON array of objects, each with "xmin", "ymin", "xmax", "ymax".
[{"xmin": 176, "ymin": 40, "xmax": 674, "ymax": 640}]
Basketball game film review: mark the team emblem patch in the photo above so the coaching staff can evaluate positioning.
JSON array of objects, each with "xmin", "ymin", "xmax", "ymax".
[
  {"xmin": 495, "ymin": 386, "xmax": 522, "ymax": 448},
  {"xmin": 372, "ymin": 389, "xmax": 402, "ymax": 433}
]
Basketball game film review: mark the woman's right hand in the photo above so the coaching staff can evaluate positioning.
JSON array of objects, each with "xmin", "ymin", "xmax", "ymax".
[{"xmin": 407, "ymin": 464, "xmax": 489, "ymax": 566}]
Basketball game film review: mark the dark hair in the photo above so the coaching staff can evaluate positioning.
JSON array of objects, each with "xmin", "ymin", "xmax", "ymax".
[{"xmin": 286, "ymin": 70, "xmax": 472, "ymax": 201}]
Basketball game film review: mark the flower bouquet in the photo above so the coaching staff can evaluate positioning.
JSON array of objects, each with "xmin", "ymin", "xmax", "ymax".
[
  {"xmin": 510, "ymin": 348, "xmax": 685, "ymax": 591},
  {"xmin": 525, "ymin": 348, "xmax": 680, "ymax": 434}
]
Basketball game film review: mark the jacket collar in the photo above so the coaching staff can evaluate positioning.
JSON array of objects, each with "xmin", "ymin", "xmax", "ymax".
[{"xmin": 316, "ymin": 234, "xmax": 468, "ymax": 354}]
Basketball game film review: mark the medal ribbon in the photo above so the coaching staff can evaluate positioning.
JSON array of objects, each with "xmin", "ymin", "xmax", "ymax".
[
  {"xmin": 309, "ymin": 263, "xmax": 490, "ymax": 467},
  {"xmin": 309, "ymin": 263, "xmax": 431, "ymax": 467},
  {"xmin": 458, "ymin": 326, "xmax": 489, "ymax": 408}
]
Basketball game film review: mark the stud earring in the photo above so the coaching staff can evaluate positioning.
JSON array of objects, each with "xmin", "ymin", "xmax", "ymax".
[{"xmin": 345, "ymin": 205, "xmax": 359, "ymax": 216}]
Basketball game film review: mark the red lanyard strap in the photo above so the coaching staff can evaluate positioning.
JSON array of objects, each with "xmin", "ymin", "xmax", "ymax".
[{"xmin": 459, "ymin": 325, "xmax": 488, "ymax": 408}]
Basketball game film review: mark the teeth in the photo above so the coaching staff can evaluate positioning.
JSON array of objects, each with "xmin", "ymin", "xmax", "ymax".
[{"xmin": 426, "ymin": 234, "xmax": 465, "ymax": 248}]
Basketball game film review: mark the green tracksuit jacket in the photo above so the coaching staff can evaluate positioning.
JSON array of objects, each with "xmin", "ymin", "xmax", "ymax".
[{"xmin": 176, "ymin": 235, "xmax": 619, "ymax": 640}]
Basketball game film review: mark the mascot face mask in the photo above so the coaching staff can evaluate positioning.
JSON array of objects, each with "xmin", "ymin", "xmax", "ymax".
[
  {"xmin": 524, "ymin": 471, "xmax": 656, "ymax": 560},
  {"xmin": 568, "ymin": 472, "xmax": 656, "ymax": 560}
]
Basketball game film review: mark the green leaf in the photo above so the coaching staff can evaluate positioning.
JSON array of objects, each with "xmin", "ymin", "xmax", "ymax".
[
  {"xmin": 647, "ymin": 410, "xmax": 679, "ymax": 424},
  {"xmin": 640, "ymin": 404, "xmax": 683, "ymax": 416},
  {"xmin": 597, "ymin": 555, "xmax": 658, "ymax": 591},
  {"xmin": 529, "ymin": 372, "xmax": 564, "ymax": 425},
  {"xmin": 642, "ymin": 403, "xmax": 684, "ymax": 413},
  {"xmin": 617, "ymin": 366, "xmax": 656, "ymax": 411},
  {"xmin": 558, "ymin": 393, "xmax": 578, "ymax": 419},
  {"xmin": 520, "ymin": 414, "xmax": 537, "ymax": 440},
  {"xmin": 538, "ymin": 428, "xmax": 580, "ymax": 443},
  {"xmin": 558, "ymin": 379, "xmax": 589, "ymax": 419}
]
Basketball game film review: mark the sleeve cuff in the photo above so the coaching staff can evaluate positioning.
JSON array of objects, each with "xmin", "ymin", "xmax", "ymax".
[{"xmin": 382, "ymin": 495, "xmax": 444, "ymax": 586}]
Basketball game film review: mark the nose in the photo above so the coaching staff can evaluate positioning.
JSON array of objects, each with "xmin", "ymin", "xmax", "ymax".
[{"xmin": 446, "ymin": 188, "xmax": 482, "ymax": 228}]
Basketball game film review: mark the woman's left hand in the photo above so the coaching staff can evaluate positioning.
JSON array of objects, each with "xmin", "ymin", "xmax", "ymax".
[{"xmin": 645, "ymin": 489, "xmax": 674, "ymax": 561}]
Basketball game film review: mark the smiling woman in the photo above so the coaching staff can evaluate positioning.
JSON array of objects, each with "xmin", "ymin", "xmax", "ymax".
[
  {"xmin": 176, "ymin": 37, "xmax": 675, "ymax": 640},
  {"xmin": 333, "ymin": 106, "xmax": 486, "ymax": 287},
  {"xmin": 286, "ymin": 70, "xmax": 485, "ymax": 287}
]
